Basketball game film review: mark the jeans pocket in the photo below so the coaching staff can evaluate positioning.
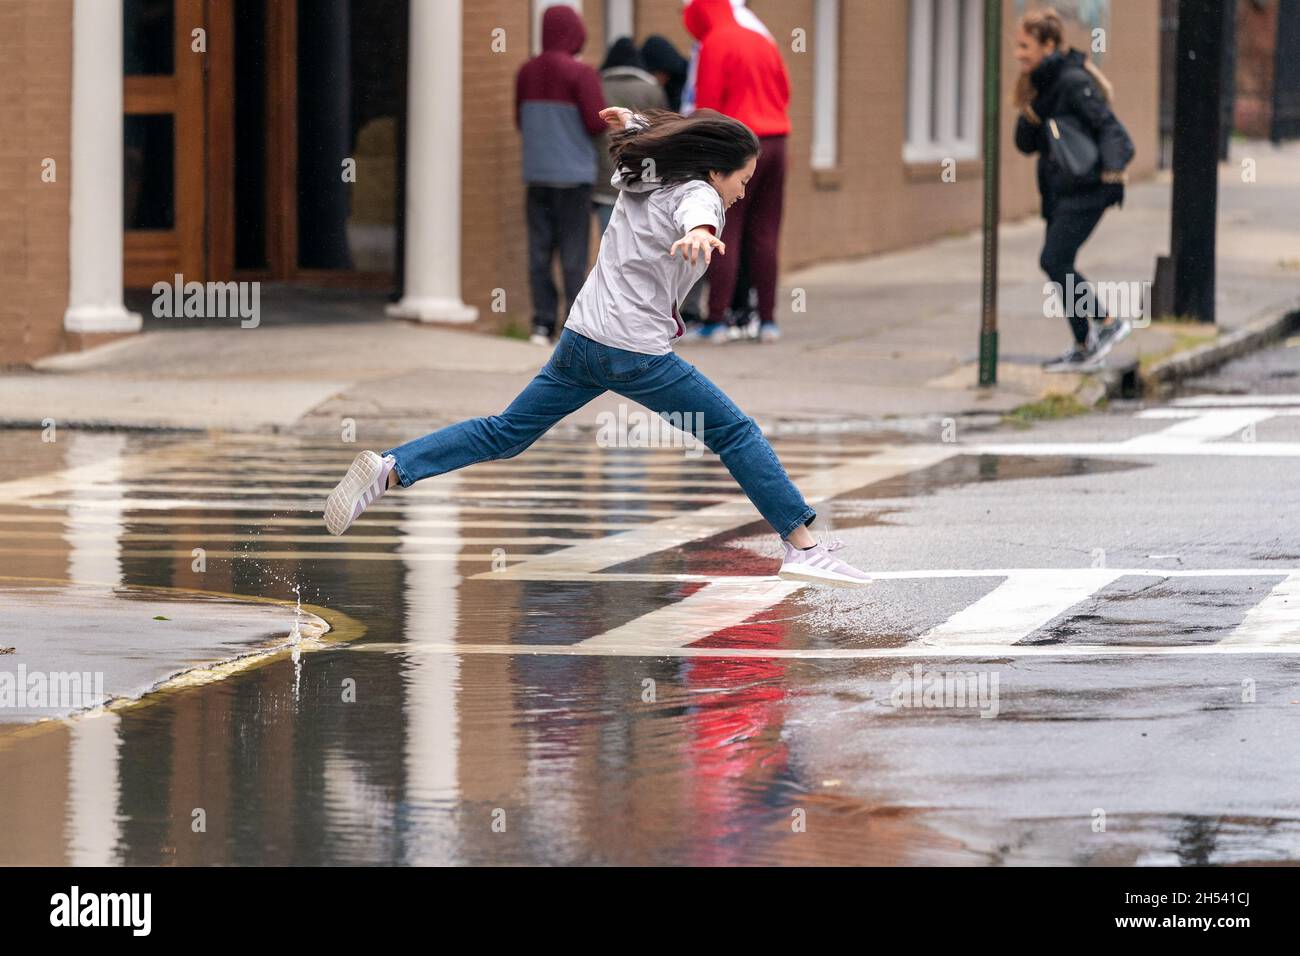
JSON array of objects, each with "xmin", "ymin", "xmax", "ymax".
[
  {"xmin": 550, "ymin": 331, "xmax": 575, "ymax": 369},
  {"xmin": 596, "ymin": 343, "xmax": 653, "ymax": 382}
]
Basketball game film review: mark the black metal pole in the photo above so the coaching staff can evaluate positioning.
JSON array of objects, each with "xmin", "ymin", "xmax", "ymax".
[
  {"xmin": 978, "ymin": 0, "xmax": 1002, "ymax": 387},
  {"xmin": 1170, "ymin": 0, "xmax": 1226, "ymax": 324},
  {"xmin": 1219, "ymin": 0, "xmax": 1237, "ymax": 161}
]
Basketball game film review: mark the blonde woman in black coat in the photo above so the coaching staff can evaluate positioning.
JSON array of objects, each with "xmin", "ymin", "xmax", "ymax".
[{"xmin": 1014, "ymin": 8, "xmax": 1137, "ymax": 372}]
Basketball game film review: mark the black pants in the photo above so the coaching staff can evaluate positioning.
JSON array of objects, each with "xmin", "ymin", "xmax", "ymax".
[
  {"xmin": 1040, "ymin": 203, "xmax": 1107, "ymax": 345},
  {"xmin": 526, "ymin": 184, "xmax": 591, "ymax": 336}
]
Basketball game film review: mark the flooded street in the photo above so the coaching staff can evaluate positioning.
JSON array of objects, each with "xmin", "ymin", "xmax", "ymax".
[{"xmin": 2, "ymin": 396, "xmax": 1299, "ymax": 865}]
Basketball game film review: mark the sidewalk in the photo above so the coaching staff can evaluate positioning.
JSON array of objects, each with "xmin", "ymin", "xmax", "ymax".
[{"xmin": 4, "ymin": 140, "xmax": 1298, "ymax": 436}]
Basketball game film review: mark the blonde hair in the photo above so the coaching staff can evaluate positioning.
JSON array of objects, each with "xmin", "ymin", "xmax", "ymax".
[{"xmin": 1019, "ymin": 6, "xmax": 1114, "ymax": 102}]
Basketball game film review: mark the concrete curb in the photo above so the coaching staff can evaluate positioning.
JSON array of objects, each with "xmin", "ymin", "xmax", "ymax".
[
  {"xmin": 1092, "ymin": 298, "xmax": 1300, "ymax": 403},
  {"xmin": 5, "ymin": 305, "xmax": 1295, "ymax": 436},
  {"xmin": 0, "ymin": 418, "xmax": 204, "ymax": 434}
]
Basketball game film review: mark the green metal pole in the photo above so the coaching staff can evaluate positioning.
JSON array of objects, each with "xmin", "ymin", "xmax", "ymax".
[{"xmin": 978, "ymin": 0, "xmax": 1003, "ymax": 387}]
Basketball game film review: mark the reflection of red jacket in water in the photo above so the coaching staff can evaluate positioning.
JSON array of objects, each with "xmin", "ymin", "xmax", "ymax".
[
  {"xmin": 683, "ymin": 0, "xmax": 790, "ymax": 136},
  {"xmin": 687, "ymin": 615, "xmax": 789, "ymax": 864}
]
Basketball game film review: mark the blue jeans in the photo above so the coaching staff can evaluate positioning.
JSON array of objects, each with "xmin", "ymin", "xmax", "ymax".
[{"xmin": 384, "ymin": 329, "xmax": 817, "ymax": 539}]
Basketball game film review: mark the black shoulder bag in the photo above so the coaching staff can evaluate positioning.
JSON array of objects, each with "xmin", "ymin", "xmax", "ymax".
[{"xmin": 1046, "ymin": 114, "xmax": 1101, "ymax": 192}]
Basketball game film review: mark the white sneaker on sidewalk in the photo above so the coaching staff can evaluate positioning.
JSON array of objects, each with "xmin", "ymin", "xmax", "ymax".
[
  {"xmin": 778, "ymin": 537, "xmax": 873, "ymax": 588},
  {"xmin": 324, "ymin": 451, "xmax": 397, "ymax": 536}
]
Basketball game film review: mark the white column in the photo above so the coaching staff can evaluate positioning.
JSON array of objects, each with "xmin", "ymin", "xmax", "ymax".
[
  {"xmin": 388, "ymin": 0, "xmax": 478, "ymax": 324},
  {"xmin": 64, "ymin": 0, "xmax": 141, "ymax": 334}
]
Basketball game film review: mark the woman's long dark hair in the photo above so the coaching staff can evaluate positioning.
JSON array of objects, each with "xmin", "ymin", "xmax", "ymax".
[{"xmin": 609, "ymin": 108, "xmax": 760, "ymax": 188}]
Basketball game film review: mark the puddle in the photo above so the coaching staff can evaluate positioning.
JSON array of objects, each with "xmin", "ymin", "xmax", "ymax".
[
  {"xmin": 852, "ymin": 453, "xmax": 1146, "ymax": 499},
  {"xmin": 0, "ymin": 427, "xmax": 1295, "ymax": 864},
  {"xmin": 0, "ymin": 580, "xmax": 333, "ymax": 724}
]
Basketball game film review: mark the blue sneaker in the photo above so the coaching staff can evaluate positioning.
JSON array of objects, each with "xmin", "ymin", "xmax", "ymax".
[{"xmin": 682, "ymin": 322, "xmax": 724, "ymax": 344}]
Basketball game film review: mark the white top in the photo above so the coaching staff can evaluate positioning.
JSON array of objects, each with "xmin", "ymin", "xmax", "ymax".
[{"xmin": 563, "ymin": 152, "xmax": 725, "ymax": 355}]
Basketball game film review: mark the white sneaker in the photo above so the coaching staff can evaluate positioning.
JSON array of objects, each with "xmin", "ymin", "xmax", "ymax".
[
  {"xmin": 324, "ymin": 451, "xmax": 397, "ymax": 536},
  {"xmin": 778, "ymin": 537, "xmax": 873, "ymax": 588},
  {"xmin": 529, "ymin": 328, "xmax": 552, "ymax": 347}
]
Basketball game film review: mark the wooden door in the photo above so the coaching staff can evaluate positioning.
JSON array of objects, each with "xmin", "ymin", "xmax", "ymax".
[{"xmin": 123, "ymin": 0, "xmax": 206, "ymax": 287}]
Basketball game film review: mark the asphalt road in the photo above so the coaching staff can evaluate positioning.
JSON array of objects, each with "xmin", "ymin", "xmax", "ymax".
[{"xmin": 0, "ymin": 340, "xmax": 1297, "ymax": 865}]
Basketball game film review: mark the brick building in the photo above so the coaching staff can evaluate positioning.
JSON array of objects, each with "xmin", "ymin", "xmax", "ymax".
[
  {"xmin": 1232, "ymin": 0, "xmax": 1300, "ymax": 140},
  {"xmin": 0, "ymin": 0, "xmax": 1161, "ymax": 366}
]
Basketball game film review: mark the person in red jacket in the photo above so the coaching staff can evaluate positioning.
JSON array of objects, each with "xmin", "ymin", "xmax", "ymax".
[{"xmin": 682, "ymin": 0, "xmax": 791, "ymax": 344}]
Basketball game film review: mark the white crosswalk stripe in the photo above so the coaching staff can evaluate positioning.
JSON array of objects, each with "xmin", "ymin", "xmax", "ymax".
[
  {"xmin": 1222, "ymin": 572, "xmax": 1300, "ymax": 644},
  {"xmin": 975, "ymin": 403, "xmax": 1300, "ymax": 457},
  {"xmin": 918, "ymin": 570, "xmax": 1122, "ymax": 647}
]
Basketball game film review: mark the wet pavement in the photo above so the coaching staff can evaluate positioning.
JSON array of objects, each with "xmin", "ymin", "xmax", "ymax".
[
  {"xmin": 1, "ymin": 344, "xmax": 1299, "ymax": 864},
  {"xmin": 0, "ymin": 582, "xmax": 330, "ymax": 721}
]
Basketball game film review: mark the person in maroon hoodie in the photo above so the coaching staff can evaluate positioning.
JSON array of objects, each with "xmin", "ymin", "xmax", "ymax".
[
  {"xmin": 516, "ymin": 5, "xmax": 607, "ymax": 345},
  {"xmin": 682, "ymin": 0, "xmax": 791, "ymax": 344}
]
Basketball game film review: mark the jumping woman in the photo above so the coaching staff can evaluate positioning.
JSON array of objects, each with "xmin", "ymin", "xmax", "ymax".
[
  {"xmin": 1014, "ymin": 7, "xmax": 1136, "ymax": 373},
  {"xmin": 324, "ymin": 106, "xmax": 870, "ymax": 588}
]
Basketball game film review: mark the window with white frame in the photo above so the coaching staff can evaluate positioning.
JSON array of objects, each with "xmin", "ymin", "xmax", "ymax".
[
  {"xmin": 811, "ymin": 0, "xmax": 841, "ymax": 170},
  {"xmin": 904, "ymin": 0, "xmax": 983, "ymax": 163},
  {"xmin": 605, "ymin": 0, "xmax": 634, "ymax": 46}
]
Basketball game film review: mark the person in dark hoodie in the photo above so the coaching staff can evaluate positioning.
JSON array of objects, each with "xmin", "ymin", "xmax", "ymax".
[
  {"xmin": 640, "ymin": 34, "xmax": 689, "ymax": 112},
  {"xmin": 1014, "ymin": 7, "xmax": 1136, "ymax": 373},
  {"xmin": 516, "ymin": 5, "xmax": 606, "ymax": 346},
  {"xmin": 593, "ymin": 37, "xmax": 667, "ymax": 235}
]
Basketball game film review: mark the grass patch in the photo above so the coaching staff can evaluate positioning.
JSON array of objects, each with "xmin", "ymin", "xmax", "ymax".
[
  {"xmin": 1003, "ymin": 392, "xmax": 1090, "ymax": 427},
  {"xmin": 501, "ymin": 321, "xmax": 530, "ymax": 341},
  {"xmin": 1137, "ymin": 318, "xmax": 1219, "ymax": 370}
]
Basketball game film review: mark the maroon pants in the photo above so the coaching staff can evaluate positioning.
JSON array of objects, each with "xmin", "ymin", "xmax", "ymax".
[{"xmin": 706, "ymin": 134, "xmax": 787, "ymax": 327}]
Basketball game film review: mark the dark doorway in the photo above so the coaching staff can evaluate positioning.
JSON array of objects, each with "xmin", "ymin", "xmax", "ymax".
[{"xmin": 210, "ymin": 0, "xmax": 407, "ymax": 286}]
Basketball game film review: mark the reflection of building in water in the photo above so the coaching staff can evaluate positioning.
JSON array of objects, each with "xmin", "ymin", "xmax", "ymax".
[
  {"xmin": 396, "ymin": 470, "xmax": 463, "ymax": 864},
  {"xmin": 63, "ymin": 431, "xmax": 128, "ymax": 588},
  {"xmin": 67, "ymin": 713, "xmax": 124, "ymax": 866}
]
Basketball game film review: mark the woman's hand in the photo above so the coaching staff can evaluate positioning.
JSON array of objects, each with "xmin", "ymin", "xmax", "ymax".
[
  {"xmin": 599, "ymin": 107, "xmax": 634, "ymax": 133},
  {"xmin": 670, "ymin": 227, "xmax": 726, "ymax": 267}
]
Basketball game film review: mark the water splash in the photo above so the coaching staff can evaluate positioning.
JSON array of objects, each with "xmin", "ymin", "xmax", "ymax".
[
  {"xmin": 290, "ymin": 582, "xmax": 303, "ymax": 704},
  {"xmin": 227, "ymin": 513, "xmax": 317, "ymax": 706}
]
